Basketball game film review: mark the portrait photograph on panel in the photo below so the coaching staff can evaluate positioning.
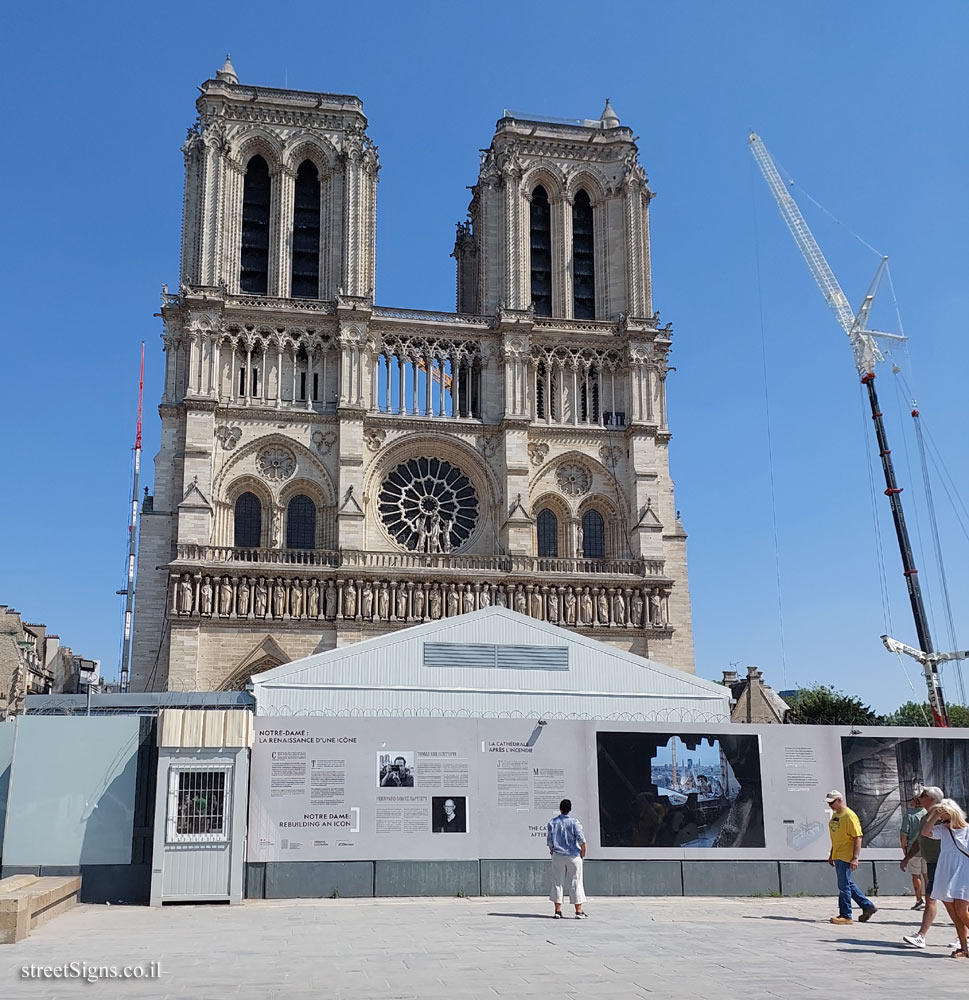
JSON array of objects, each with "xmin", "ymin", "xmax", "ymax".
[
  {"xmin": 842, "ymin": 735, "xmax": 969, "ymax": 847},
  {"xmin": 596, "ymin": 731, "xmax": 765, "ymax": 848},
  {"xmin": 377, "ymin": 751, "xmax": 415, "ymax": 787},
  {"xmin": 431, "ymin": 796, "xmax": 468, "ymax": 833}
]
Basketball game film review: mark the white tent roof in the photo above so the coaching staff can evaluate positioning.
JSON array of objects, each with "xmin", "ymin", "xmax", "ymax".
[{"xmin": 251, "ymin": 608, "xmax": 729, "ymax": 722}]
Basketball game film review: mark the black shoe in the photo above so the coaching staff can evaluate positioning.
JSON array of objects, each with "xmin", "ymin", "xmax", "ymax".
[
  {"xmin": 553, "ymin": 912, "xmax": 563, "ymax": 919},
  {"xmin": 858, "ymin": 906, "xmax": 878, "ymax": 922},
  {"xmin": 575, "ymin": 912, "xmax": 588, "ymax": 919}
]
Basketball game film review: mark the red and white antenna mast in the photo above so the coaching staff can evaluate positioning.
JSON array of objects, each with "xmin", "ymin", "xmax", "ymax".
[{"xmin": 119, "ymin": 343, "xmax": 144, "ymax": 693}]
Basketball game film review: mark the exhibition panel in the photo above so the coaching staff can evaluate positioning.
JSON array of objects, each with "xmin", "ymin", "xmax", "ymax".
[{"xmin": 248, "ymin": 719, "xmax": 969, "ymax": 863}]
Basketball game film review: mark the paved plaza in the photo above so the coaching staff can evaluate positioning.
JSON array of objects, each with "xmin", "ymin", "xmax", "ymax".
[{"xmin": 2, "ymin": 895, "xmax": 967, "ymax": 999}]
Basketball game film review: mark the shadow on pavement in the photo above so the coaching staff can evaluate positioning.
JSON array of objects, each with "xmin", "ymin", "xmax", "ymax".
[
  {"xmin": 486, "ymin": 912, "xmax": 554, "ymax": 919},
  {"xmin": 743, "ymin": 915, "xmax": 915, "ymax": 927},
  {"xmin": 836, "ymin": 938, "xmax": 914, "ymax": 949},
  {"xmin": 836, "ymin": 945, "xmax": 951, "ymax": 958},
  {"xmin": 742, "ymin": 915, "xmax": 821, "ymax": 924}
]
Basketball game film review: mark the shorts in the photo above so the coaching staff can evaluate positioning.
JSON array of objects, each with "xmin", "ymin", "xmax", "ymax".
[
  {"xmin": 905, "ymin": 856, "xmax": 927, "ymax": 876},
  {"xmin": 926, "ymin": 861, "xmax": 937, "ymax": 897}
]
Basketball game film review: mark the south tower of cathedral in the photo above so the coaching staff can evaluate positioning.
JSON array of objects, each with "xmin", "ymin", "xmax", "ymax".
[{"xmin": 130, "ymin": 58, "xmax": 694, "ymax": 691}]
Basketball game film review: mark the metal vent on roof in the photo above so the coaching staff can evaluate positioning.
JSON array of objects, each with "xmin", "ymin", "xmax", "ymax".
[
  {"xmin": 423, "ymin": 643, "xmax": 497, "ymax": 669},
  {"xmin": 496, "ymin": 645, "xmax": 568, "ymax": 671},
  {"xmin": 423, "ymin": 643, "xmax": 569, "ymax": 671}
]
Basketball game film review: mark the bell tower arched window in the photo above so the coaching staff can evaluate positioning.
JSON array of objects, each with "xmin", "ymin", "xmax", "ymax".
[
  {"xmin": 530, "ymin": 186, "xmax": 552, "ymax": 317},
  {"xmin": 286, "ymin": 495, "xmax": 317, "ymax": 549},
  {"xmin": 572, "ymin": 189, "xmax": 595, "ymax": 319},
  {"xmin": 581, "ymin": 509, "xmax": 605, "ymax": 558},
  {"xmin": 240, "ymin": 155, "xmax": 271, "ymax": 294},
  {"xmin": 291, "ymin": 160, "xmax": 321, "ymax": 298},
  {"xmin": 537, "ymin": 509, "xmax": 558, "ymax": 557},
  {"xmin": 234, "ymin": 492, "xmax": 262, "ymax": 548}
]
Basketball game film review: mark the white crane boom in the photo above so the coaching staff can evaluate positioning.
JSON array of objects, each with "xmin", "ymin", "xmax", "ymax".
[
  {"xmin": 747, "ymin": 132, "xmax": 902, "ymax": 377},
  {"xmin": 748, "ymin": 132, "xmax": 856, "ymax": 334}
]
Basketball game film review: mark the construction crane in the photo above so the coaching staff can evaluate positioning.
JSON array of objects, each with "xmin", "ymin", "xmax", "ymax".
[
  {"xmin": 117, "ymin": 343, "xmax": 144, "ymax": 694},
  {"xmin": 415, "ymin": 357, "xmax": 452, "ymax": 390},
  {"xmin": 748, "ymin": 131, "xmax": 955, "ymax": 726}
]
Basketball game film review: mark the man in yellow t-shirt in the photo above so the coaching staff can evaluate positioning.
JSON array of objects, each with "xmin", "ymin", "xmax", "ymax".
[{"xmin": 826, "ymin": 790, "xmax": 878, "ymax": 925}]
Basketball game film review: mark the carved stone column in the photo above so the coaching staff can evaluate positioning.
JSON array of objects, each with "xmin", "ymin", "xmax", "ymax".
[
  {"xmin": 199, "ymin": 126, "xmax": 225, "ymax": 286},
  {"xmin": 500, "ymin": 160, "xmax": 524, "ymax": 308},
  {"xmin": 169, "ymin": 574, "xmax": 180, "ymax": 616},
  {"xmin": 162, "ymin": 333, "xmax": 180, "ymax": 403},
  {"xmin": 553, "ymin": 192, "xmax": 572, "ymax": 318},
  {"xmin": 623, "ymin": 165, "xmax": 649, "ymax": 317},
  {"xmin": 341, "ymin": 129, "xmax": 379, "ymax": 298},
  {"xmin": 221, "ymin": 159, "xmax": 244, "ymax": 292},
  {"xmin": 274, "ymin": 164, "xmax": 296, "ymax": 297}
]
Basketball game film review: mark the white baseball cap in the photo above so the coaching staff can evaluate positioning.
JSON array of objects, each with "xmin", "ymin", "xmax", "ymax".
[{"xmin": 825, "ymin": 790, "xmax": 844, "ymax": 804}]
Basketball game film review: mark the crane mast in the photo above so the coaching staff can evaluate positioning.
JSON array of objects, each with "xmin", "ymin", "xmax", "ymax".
[
  {"xmin": 118, "ymin": 343, "xmax": 144, "ymax": 694},
  {"xmin": 748, "ymin": 132, "xmax": 949, "ymax": 726}
]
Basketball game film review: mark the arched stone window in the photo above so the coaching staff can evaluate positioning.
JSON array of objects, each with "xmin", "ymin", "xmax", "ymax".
[
  {"xmin": 234, "ymin": 492, "xmax": 262, "ymax": 547},
  {"xmin": 537, "ymin": 509, "xmax": 558, "ymax": 557},
  {"xmin": 530, "ymin": 186, "xmax": 552, "ymax": 317},
  {"xmin": 581, "ymin": 509, "xmax": 605, "ymax": 558},
  {"xmin": 291, "ymin": 160, "xmax": 321, "ymax": 298},
  {"xmin": 572, "ymin": 189, "xmax": 595, "ymax": 319},
  {"xmin": 240, "ymin": 155, "xmax": 271, "ymax": 294},
  {"xmin": 286, "ymin": 494, "xmax": 316, "ymax": 549}
]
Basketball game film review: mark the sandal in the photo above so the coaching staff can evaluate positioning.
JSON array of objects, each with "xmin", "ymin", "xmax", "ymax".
[{"xmin": 949, "ymin": 949, "xmax": 968, "ymax": 959}]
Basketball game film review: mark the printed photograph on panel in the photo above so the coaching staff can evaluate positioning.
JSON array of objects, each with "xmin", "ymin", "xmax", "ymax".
[
  {"xmin": 597, "ymin": 731, "xmax": 765, "ymax": 848},
  {"xmin": 842, "ymin": 736, "xmax": 969, "ymax": 847},
  {"xmin": 432, "ymin": 796, "xmax": 468, "ymax": 833},
  {"xmin": 377, "ymin": 751, "xmax": 415, "ymax": 787}
]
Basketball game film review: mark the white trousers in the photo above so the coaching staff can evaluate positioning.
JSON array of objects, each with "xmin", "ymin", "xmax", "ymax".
[{"xmin": 549, "ymin": 853, "xmax": 586, "ymax": 905}]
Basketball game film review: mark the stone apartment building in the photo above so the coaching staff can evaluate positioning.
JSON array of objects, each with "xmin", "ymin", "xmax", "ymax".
[
  {"xmin": 0, "ymin": 607, "xmax": 89, "ymax": 718},
  {"xmin": 130, "ymin": 58, "xmax": 695, "ymax": 692}
]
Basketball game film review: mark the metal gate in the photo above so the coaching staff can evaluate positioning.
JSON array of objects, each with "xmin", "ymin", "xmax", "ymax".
[{"xmin": 149, "ymin": 711, "xmax": 250, "ymax": 905}]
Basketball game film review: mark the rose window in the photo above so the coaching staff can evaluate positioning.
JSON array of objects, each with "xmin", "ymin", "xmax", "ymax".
[
  {"xmin": 378, "ymin": 458, "xmax": 479, "ymax": 553},
  {"xmin": 556, "ymin": 462, "xmax": 591, "ymax": 496},
  {"xmin": 257, "ymin": 446, "xmax": 296, "ymax": 482}
]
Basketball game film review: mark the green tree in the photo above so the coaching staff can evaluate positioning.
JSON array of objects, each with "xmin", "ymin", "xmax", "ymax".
[
  {"xmin": 884, "ymin": 701, "xmax": 969, "ymax": 728},
  {"xmin": 784, "ymin": 685, "xmax": 883, "ymax": 726}
]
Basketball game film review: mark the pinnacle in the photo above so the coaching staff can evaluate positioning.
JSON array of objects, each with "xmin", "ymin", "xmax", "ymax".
[
  {"xmin": 216, "ymin": 53, "xmax": 239, "ymax": 85},
  {"xmin": 600, "ymin": 98, "xmax": 620, "ymax": 128}
]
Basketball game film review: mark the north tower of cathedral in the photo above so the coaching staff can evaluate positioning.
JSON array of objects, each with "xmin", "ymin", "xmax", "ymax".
[{"xmin": 130, "ymin": 59, "xmax": 694, "ymax": 691}]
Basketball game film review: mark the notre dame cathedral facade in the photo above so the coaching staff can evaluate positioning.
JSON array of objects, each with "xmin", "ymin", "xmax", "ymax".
[{"xmin": 130, "ymin": 58, "xmax": 694, "ymax": 692}]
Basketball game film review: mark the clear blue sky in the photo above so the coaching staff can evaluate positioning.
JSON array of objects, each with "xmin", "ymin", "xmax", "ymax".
[{"xmin": 3, "ymin": 1, "xmax": 966, "ymax": 712}]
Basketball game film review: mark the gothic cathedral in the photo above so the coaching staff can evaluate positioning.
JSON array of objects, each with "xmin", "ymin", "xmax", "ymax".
[{"xmin": 130, "ymin": 58, "xmax": 695, "ymax": 691}]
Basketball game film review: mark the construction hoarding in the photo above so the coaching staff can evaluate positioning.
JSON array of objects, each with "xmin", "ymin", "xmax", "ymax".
[{"xmin": 248, "ymin": 719, "xmax": 969, "ymax": 862}]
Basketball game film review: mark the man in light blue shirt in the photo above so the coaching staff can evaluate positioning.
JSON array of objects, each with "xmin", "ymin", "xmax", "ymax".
[{"xmin": 547, "ymin": 798, "xmax": 587, "ymax": 919}]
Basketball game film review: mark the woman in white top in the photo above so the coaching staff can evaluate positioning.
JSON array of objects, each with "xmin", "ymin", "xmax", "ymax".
[{"xmin": 923, "ymin": 798, "xmax": 969, "ymax": 958}]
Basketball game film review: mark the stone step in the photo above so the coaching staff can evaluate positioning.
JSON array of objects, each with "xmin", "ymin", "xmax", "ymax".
[{"xmin": 0, "ymin": 875, "xmax": 81, "ymax": 944}]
